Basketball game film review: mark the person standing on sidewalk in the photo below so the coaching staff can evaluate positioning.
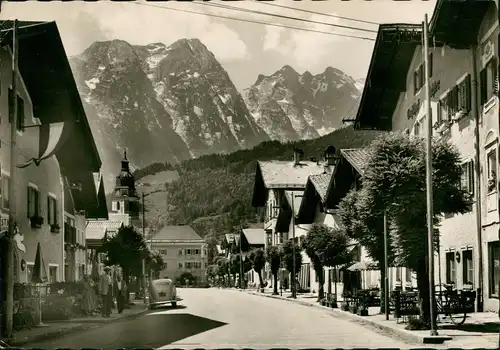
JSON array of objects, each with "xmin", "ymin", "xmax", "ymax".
[
  {"xmin": 99, "ymin": 267, "xmax": 112, "ymax": 317},
  {"xmin": 114, "ymin": 272, "xmax": 127, "ymax": 314}
]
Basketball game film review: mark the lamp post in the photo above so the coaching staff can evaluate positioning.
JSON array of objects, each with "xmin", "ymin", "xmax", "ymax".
[
  {"xmin": 141, "ymin": 192, "xmax": 147, "ymax": 305},
  {"xmin": 241, "ymin": 255, "xmax": 246, "ymax": 289},
  {"xmin": 423, "ymin": 13, "xmax": 438, "ymax": 336},
  {"xmin": 239, "ymin": 229, "xmax": 243, "ymax": 289}
]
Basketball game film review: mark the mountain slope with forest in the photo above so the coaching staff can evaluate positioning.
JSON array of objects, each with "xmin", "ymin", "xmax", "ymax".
[{"xmin": 138, "ymin": 126, "xmax": 386, "ymax": 242}]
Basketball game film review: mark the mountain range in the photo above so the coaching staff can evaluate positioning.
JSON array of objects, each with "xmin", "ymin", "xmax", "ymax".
[{"xmin": 69, "ymin": 38, "xmax": 364, "ymax": 189}]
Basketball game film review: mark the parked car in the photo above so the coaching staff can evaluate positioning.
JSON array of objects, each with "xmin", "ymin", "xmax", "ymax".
[{"xmin": 148, "ymin": 278, "xmax": 182, "ymax": 309}]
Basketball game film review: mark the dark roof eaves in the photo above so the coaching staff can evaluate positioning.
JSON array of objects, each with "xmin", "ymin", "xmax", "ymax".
[{"xmin": 354, "ymin": 23, "xmax": 422, "ymax": 130}]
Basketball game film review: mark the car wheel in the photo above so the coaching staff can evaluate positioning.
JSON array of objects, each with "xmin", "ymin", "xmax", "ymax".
[{"xmin": 171, "ymin": 302, "xmax": 177, "ymax": 308}]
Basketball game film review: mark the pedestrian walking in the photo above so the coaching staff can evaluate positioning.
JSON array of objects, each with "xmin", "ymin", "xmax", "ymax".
[
  {"xmin": 99, "ymin": 267, "xmax": 112, "ymax": 317},
  {"xmin": 113, "ymin": 272, "xmax": 127, "ymax": 314},
  {"xmin": 81, "ymin": 274, "xmax": 98, "ymax": 316}
]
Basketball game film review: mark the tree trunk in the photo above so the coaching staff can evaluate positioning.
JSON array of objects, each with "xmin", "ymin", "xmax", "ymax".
[
  {"xmin": 272, "ymin": 272, "xmax": 279, "ymax": 295},
  {"xmin": 416, "ymin": 261, "xmax": 431, "ymax": 327},
  {"xmin": 317, "ymin": 266, "xmax": 325, "ymax": 300},
  {"xmin": 257, "ymin": 270, "xmax": 264, "ymax": 291},
  {"xmin": 327, "ymin": 268, "xmax": 332, "ymax": 295}
]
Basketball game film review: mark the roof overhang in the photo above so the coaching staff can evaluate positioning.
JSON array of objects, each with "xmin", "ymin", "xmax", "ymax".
[
  {"xmin": 354, "ymin": 24, "xmax": 422, "ymax": 131},
  {"xmin": 430, "ymin": 0, "xmax": 493, "ymax": 49},
  {"xmin": 86, "ymin": 174, "xmax": 109, "ymax": 220},
  {"xmin": 1, "ymin": 21, "xmax": 101, "ymax": 173},
  {"xmin": 324, "ymin": 155, "xmax": 361, "ymax": 210},
  {"xmin": 296, "ymin": 179, "xmax": 320, "ymax": 225}
]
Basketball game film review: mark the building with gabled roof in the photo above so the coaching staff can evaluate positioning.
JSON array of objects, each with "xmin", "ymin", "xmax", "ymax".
[
  {"xmin": 251, "ymin": 147, "xmax": 337, "ymax": 290},
  {"xmin": 0, "ymin": 20, "xmax": 108, "ymax": 293},
  {"xmin": 151, "ymin": 225, "xmax": 207, "ymax": 283},
  {"xmin": 352, "ymin": 0, "xmax": 498, "ymax": 311}
]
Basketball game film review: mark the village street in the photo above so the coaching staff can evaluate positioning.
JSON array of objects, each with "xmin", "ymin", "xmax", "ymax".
[{"xmin": 26, "ymin": 288, "xmax": 427, "ymax": 349}]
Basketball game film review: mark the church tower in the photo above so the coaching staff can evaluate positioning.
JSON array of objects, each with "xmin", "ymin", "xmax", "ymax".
[{"xmin": 110, "ymin": 150, "xmax": 139, "ymax": 221}]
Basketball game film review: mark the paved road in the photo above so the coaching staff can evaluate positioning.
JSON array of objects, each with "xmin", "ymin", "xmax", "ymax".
[{"xmin": 29, "ymin": 288, "xmax": 430, "ymax": 349}]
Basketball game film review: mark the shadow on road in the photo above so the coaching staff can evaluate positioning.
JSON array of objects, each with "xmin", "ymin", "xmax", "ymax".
[
  {"xmin": 30, "ymin": 313, "xmax": 227, "ymax": 350},
  {"xmin": 439, "ymin": 322, "xmax": 500, "ymax": 334}
]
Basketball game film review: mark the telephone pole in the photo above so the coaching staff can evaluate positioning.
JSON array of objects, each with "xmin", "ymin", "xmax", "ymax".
[
  {"xmin": 5, "ymin": 19, "xmax": 19, "ymax": 339},
  {"xmin": 423, "ymin": 14, "xmax": 438, "ymax": 336},
  {"xmin": 142, "ymin": 192, "xmax": 147, "ymax": 305}
]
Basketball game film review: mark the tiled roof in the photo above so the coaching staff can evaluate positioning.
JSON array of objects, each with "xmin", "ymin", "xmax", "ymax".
[
  {"xmin": 285, "ymin": 190, "xmax": 303, "ymax": 215},
  {"xmin": 258, "ymin": 160, "xmax": 326, "ymax": 188},
  {"xmin": 340, "ymin": 148, "xmax": 370, "ymax": 176},
  {"xmin": 309, "ymin": 173, "xmax": 332, "ymax": 202},
  {"xmin": 242, "ymin": 228, "xmax": 265, "ymax": 245},
  {"xmin": 152, "ymin": 225, "xmax": 203, "ymax": 241}
]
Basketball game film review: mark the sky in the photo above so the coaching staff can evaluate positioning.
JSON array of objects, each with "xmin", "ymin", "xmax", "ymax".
[{"xmin": 0, "ymin": 0, "xmax": 436, "ymax": 91}]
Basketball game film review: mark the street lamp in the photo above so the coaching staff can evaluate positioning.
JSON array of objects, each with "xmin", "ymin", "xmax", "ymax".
[{"xmin": 241, "ymin": 255, "xmax": 246, "ymax": 289}]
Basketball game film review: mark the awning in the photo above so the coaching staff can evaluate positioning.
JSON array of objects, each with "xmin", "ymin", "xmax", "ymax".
[
  {"xmin": 347, "ymin": 261, "xmax": 379, "ymax": 271},
  {"xmin": 17, "ymin": 121, "xmax": 70, "ymax": 168}
]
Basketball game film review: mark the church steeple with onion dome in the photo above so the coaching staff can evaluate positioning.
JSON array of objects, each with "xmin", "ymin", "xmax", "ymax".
[{"xmin": 111, "ymin": 149, "xmax": 139, "ymax": 218}]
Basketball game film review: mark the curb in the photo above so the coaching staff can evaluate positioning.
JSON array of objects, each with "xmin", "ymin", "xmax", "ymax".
[
  {"xmin": 7, "ymin": 307, "xmax": 149, "ymax": 346},
  {"xmin": 243, "ymin": 290, "xmax": 451, "ymax": 345}
]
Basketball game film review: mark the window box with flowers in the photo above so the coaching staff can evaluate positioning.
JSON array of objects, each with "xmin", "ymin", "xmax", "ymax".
[
  {"xmin": 30, "ymin": 215, "xmax": 43, "ymax": 229},
  {"xmin": 50, "ymin": 223, "xmax": 60, "ymax": 234}
]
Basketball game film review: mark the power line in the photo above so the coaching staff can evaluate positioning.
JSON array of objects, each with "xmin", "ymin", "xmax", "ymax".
[
  {"xmin": 259, "ymin": 2, "xmax": 380, "ymax": 26},
  {"xmin": 194, "ymin": 1, "xmax": 378, "ymax": 34},
  {"xmin": 130, "ymin": 2, "xmax": 376, "ymax": 42}
]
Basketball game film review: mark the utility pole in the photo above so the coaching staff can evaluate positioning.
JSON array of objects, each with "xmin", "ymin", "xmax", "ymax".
[
  {"xmin": 239, "ymin": 229, "xmax": 243, "ymax": 289},
  {"xmin": 383, "ymin": 209, "xmax": 389, "ymax": 321},
  {"xmin": 423, "ymin": 14, "xmax": 438, "ymax": 336},
  {"xmin": 142, "ymin": 192, "xmax": 147, "ymax": 305},
  {"xmin": 5, "ymin": 19, "xmax": 19, "ymax": 339},
  {"xmin": 291, "ymin": 194, "xmax": 296, "ymax": 299}
]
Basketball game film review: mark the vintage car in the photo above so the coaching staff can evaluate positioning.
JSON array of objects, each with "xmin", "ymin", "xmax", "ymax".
[{"xmin": 148, "ymin": 278, "xmax": 181, "ymax": 309}]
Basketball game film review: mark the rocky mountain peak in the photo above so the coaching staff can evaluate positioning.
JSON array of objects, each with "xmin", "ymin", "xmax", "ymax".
[{"xmin": 242, "ymin": 65, "xmax": 362, "ymax": 143}]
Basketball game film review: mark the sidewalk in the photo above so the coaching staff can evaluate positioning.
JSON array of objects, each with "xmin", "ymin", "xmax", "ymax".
[
  {"xmin": 3, "ymin": 302, "xmax": 149, "ymax": 346},
  {"xmin": 237, "ymin": 288, "xmax": 499, "ymax": 348}
]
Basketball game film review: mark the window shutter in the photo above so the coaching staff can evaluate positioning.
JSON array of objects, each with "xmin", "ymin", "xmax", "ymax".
[
  {"xmin": 47, "ymin": 196, "xmax": 51, "ymax": 224},
  {"xmin": 413, "ymin": 71, "xmax": 418, "ymax": 94},
  {"xmin": 8, "ymin": 88, "xmax": 13, "ymax": 123},
  {"xmin": 35, "ymin": 190, "xmax": 40, "ymax": 217},
  {"xmin": 27, "ymin": 187, "xmax": 31, "ymax": 218},
  {"xmin": 55, "ymin": 199, "xmax": 58, "ymax": 224},
  {"xmin": 17, "ymin": 96, "xmax": 24, "ymax": 131},
  {"xmin": 452, "ymin": 86, "xmax": 459, "ymax": 114},
  {"xmin": 436, "ymin": 100, "xmax": 442, "ymax": 124},
  {"xmin": 429, "ymin": 53, "xmax": 433, "ymax": 77},
  {"xmin": 469, "ymin": 160, "xmax": 474, "ymax": 195},
  {"xmin": 492, "ymin": 58, "xmax": 498, "ymax": 95},
  {"xmin": 480, "ymin": 68, "xmax": 487, "ymax": 104},
  {"xmin": 464, "ymin": 74, "xmax": 471, "ymax": 112}
]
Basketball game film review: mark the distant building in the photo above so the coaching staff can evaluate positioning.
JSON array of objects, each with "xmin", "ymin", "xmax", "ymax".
[{"xmin": 151, "ymin": 225, "xmax": 207, "ymax": 282}]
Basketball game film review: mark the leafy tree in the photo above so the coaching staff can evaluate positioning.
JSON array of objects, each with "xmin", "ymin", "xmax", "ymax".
[
  {"xmin": 206, "ymin": 264, "xmax": 218, "ymax": 284},
  {"xmin": 177, "ymin": 272, "xmax": 196, "ymax": 286},
  {"xmin": 214, "ymin": 256, "xmax": 229, "ymax": 286},
  {"xmin": 302, "ymin": 224, "xmax": 351, "ymax": 300},
  {"xmin": 339, "ymin": 133, "xmax": 470, "ymax": 327},
  {"xmin": 100, "ymin": 225, "xmax": 149, "ymax": 286},
  {"xmin": 282, "ymin": 239, "xmax": 302, "ymax": 296},
  {"xmin": 248, "ymin": 248, "xmax": 266, "ymax": 290},
  {"xmin": 266, "ymin": 246, "xmax": 282, "ymax": 295},
  {"xmin": 146, "ymin": 251, "xmax": 166, "ymax": 277},
  {"xmin": 230, "ymin": 253, "xmax": 241, "ymax": 283}
]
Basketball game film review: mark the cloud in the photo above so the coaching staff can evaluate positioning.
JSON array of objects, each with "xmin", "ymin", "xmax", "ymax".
[
  {"xmin": 0, "ymin": 1, "xmax": 249, "ymax": 61},
  {"xmin": 261, "ymin": 12, "xmax": 374, "ymax": 72}
]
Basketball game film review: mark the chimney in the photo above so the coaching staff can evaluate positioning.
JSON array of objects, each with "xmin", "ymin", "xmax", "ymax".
[{"xmin": 293, "ymin": 148, "xmax": 304, "ymax": 166}]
